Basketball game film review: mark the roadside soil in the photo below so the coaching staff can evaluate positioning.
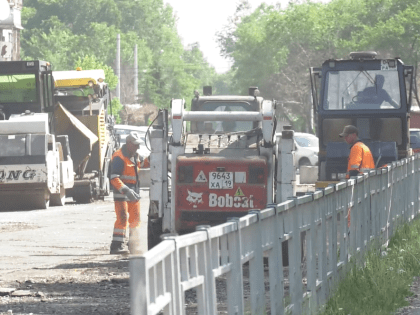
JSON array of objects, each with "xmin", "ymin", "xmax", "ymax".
[
  {"xmin": 0, "ymin": 192, "xmax": 151, "ymax": 315},
  {"xmin": 395, "ymin": 276, "xmax": 420, "ymax": 315},
  {"xmin": 0, "ymin": 254, "xmax": 130, "ymax": 315}
]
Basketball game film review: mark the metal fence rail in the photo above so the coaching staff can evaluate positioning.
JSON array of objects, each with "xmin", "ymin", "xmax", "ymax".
[{"xmin": 131, "ymin": 156, "xmax": 420, "ymax": 315}]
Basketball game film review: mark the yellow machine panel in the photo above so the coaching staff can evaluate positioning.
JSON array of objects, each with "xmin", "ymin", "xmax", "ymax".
[
  {"xmin": 315, "ymin": 181, "xmax": 340, "ymax": 189},
  {"xmin": 54, "ymin": 103, "xmax": 99, "ymax": 172},
  {"xmin": 76, "ymin": 109, "xmax": 108, "ymax": 172},
  {"xmin": 53, "ymin": 69, "xmax": 105, "ymax": 88}
]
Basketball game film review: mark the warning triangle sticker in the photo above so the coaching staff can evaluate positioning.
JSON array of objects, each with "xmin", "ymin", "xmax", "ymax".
[
  {"xmin": 235, "ymin": 187, "xmax": 245, "ymax": 197},
  {"xmin": 195, "ymin": 170, "xmax": 207, "ymax": 183}
]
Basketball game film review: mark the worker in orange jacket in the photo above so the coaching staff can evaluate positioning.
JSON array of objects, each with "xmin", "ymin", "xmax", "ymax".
[
  {"xmin": 339, "ymin": 125, "xmax": 375, "ymax": 227},
  {"xmin": 109, "ymin": 132, "xmax": 150, "ymax": 255}
]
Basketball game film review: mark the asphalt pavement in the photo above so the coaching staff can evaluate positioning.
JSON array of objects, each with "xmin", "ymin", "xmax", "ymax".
[{"xmin": 0, "ymin": 189, "xmax": 149, "ymax": 278}]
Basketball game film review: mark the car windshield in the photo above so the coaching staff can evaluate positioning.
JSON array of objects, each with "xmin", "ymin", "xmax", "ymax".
[
  {"xmin": 0, "ymin": 74, "xmax": 38, "ymax": 103},
  {"xmin": 295, "ymin": 136, "xmax": 319, "ymax": 147},
  {"xmin": 115, "ymin": 129, "xmax": 132, "ymax": 136},
  {"xmin": 324, "ymin": 70, "xmax": 401, "ymax": 110},
  {"xmin": 196, "ymin": 101, "xmax": 253, "ymax": 133}
]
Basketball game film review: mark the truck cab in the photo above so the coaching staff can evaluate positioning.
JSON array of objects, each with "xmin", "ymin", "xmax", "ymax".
[
  {"xmin": 0, "ymin": 60, "xmax": 74, "ymax": 209},
  {"xmin": 310, "ymin": 52, "xmax": 414, "ymax": 180},
  {"xmin": 0, "ymin": 61, "xmax": 55, "ymax": 118}
]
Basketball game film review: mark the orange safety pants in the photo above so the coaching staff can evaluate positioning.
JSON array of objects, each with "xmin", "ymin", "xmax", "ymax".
[{"xmin": 112, "ymin": 200, "xmax": 140, "ymax": 242}]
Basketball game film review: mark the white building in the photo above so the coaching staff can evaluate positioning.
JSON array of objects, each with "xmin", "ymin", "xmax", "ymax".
[{"xmin": 0, "ymin": 0, "xmax": 23, "ymax": 61}]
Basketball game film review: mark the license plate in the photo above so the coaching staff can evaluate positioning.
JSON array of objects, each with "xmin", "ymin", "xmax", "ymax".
[{"xmin": 209, "ymin": 172, "xmax": 233, "ymax": 189}]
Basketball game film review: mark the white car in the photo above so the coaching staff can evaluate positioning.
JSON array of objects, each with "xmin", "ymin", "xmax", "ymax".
[
  {"xmin": 294, "ymin": 132, "xmax": 319, "ymax": 168},
  {"xmin": 277, "ymin": 131, "xmax": 319, "ymax": 169},
  {"xmin": 114, "ymin": 124, "xmax": 151, "ymax": 159}
]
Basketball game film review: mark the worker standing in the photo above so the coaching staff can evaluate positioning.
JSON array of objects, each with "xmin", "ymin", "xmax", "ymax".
[
  {"xmin": 109, "ymin": 132, "xmax": 150, "ymax": 255},
  {"xmin": 339, "ymin": 125, "xmax": 375, "ymax": 227}
]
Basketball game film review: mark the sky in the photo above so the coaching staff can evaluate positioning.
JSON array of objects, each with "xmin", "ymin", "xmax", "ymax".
[{"xmin": 164, "ymin": 0, "xmax": 330, "ymax": 73}]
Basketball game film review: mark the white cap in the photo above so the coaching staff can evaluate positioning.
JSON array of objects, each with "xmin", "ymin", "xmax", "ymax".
[{"xmin": 126, "ymin": 132, "xmax": 142, "ymax": 145}]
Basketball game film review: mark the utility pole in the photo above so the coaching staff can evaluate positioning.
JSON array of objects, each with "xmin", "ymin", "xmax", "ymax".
[
  {"xmin": 115, "ymin": 34, "xmax": 121, "ymax": 100},
  {"xmin": 134, "ymin": 44, "xmax": 138, "ymax": 103}
]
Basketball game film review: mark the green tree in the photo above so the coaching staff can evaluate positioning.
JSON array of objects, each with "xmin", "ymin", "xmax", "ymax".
[
  {"xmin": 111, "ymin": 97, "xmax": 124, "ymax": 124},
  {"xmin": 217, "ymin": 0, "xmax": 420, "ymax": 131},
  {"xmin": 21, "ymin": 0, "xmax": 218, "ymax": 111}
]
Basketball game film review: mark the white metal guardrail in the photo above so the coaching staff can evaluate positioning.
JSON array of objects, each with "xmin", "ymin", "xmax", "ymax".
[{"xmin": 130, "ymin": 156, "xmax": 420, "ymax": 315}]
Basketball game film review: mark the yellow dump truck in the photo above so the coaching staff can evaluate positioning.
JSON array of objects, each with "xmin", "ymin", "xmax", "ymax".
[{"xmin": 53, "ymin": 69, "xmax": 116, "ymax": 203}]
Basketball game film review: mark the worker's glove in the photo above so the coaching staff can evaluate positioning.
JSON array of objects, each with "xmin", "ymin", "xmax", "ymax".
[
  {"xmin": 121, "ymin": 186, "xmax": 140, "ymax": 201},
  {"xmin": 126, "ymin": 189, "xmax": 140, "ymax": 201}
]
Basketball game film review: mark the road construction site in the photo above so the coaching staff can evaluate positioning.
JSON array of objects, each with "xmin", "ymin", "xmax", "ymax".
[{"xmin": 0, "ymin": 190, "xmax": 148, "ymax": 315}]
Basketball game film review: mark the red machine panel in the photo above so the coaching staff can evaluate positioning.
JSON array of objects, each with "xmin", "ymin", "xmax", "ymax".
[{"xmin": 175, "ymin": 155, "xmax": 267, "ymax": 231}]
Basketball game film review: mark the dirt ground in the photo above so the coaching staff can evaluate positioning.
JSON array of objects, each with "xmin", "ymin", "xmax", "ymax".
[
  {"xmin": 395, "ymin": 276, "xmax": 420, "ymax": 315},
  {"xmin": 0, "ymin": 255, "xmax": 130, "ymax": 315},
  {"xmin": 0, "ymin": 193, "xmax": 151, "ymax": 315}
]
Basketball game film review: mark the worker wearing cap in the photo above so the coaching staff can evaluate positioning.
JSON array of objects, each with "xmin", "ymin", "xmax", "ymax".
[
  {"xmin": 340, "ymin": 125, "xmax": 375, "ymax": 227},
  {"xmin": 340, "ymin": 125, "xmax": 375, "ymax": 179},
  {"xmin": 109, "ymin": 131, "xmax": 150, "ymax": 254}
]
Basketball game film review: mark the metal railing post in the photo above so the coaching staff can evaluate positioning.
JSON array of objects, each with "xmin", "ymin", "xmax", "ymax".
[
  {"xmin": 130, "ymin": 256, "xmax": 148, "ymax": 315},
  {"xmin": 266, "ymin": 203, "xmax": 285, "ymax": 314},
  {"xmin": 248, "ymin": 210, "xmax": 266, "ymax": 315},
  {"xmin": 225, "ymin": 218, "xmax": 245, "ymax": 315}
]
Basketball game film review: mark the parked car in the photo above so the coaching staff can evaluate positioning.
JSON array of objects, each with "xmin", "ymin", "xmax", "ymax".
[
  {"xmin": 410, "ymin": 128, "xmax": 420, "ymax": 153},
  {"xmin": 114, "ymin": 124, "xmax": 151, "ymax": 158},
  {"xmin": 294, "ymin": 132, "xmax": 319, "ymax": 168},
  {"xmin": 276, "ymin": 131, "xmax": 319, "ymax": 170}
]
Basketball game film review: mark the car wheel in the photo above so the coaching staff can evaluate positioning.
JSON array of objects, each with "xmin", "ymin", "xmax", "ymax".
[{"xmin": 299, "ymin": 158, "xmax": 311, "ymax": 167}]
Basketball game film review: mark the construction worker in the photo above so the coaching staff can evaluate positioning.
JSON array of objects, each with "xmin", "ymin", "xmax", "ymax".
[
  {"xmin": 109, "ymin": 131, "xmax": 150, "ymax": 255},
  {"xmin": 339, "ymin": 125, "xmax": 375, "ymax": 178},
  {"xmin": 339, "ymin": 125, "xmax": 375, "ymax": 227}
]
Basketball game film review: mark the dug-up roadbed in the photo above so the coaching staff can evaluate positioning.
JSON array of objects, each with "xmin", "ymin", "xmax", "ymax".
[
  {"xmin": 0, "ymin": 190, "xmax": 151, "ymax": 315},
  {"xmin": 0, "ymin": 253, "xmax": 131, "ymax": 315}
]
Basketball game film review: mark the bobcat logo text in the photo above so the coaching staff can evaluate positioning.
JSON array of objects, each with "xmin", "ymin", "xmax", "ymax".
[{"xmin": 209, "ymin": 193, "xmax": 254, "ymax": 208}]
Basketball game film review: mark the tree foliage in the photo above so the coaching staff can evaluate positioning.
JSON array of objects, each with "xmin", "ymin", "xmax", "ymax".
[
  {"xmin": 217, "ymin": 0, "xmax": 420, "ymax": 132},
  {"xmin": 21, "ymin": 0, "xmax": 220, "ymax": 111}
]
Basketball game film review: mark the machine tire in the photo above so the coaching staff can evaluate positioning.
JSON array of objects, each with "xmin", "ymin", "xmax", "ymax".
[
  {"xmin": 32, "ymin": 193, "xmax": 50, "ymax": 210},
  {"xmin": 1, "ymin": 192, "xmax": 50, "ymax": 210},
  {"xmin": 148, "ymin": 206, "xmax": 163, "ymax": 250},
  {"xmin": 299, "ymin": 158, "xmax": 311, "ymax": 167},
  {"xmin": 50, "ymin": 185, "xmax": 66, "ymax": 207},
  {"xmin": 104, "ymin": 178, "xmax": 110, "ymax": 196},
  {"xmin": 73, "ymin": 183, "xmax": 94, "ymax": 204}
]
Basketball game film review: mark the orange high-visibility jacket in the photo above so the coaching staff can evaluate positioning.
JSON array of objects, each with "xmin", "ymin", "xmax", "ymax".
[
  {"xmin": 110, "ymin": 145, "xmax": 150, "ymax": 201},
  {"xmin": 346, "ymin": 141, "xmax": 375, "ymax": 179}
]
